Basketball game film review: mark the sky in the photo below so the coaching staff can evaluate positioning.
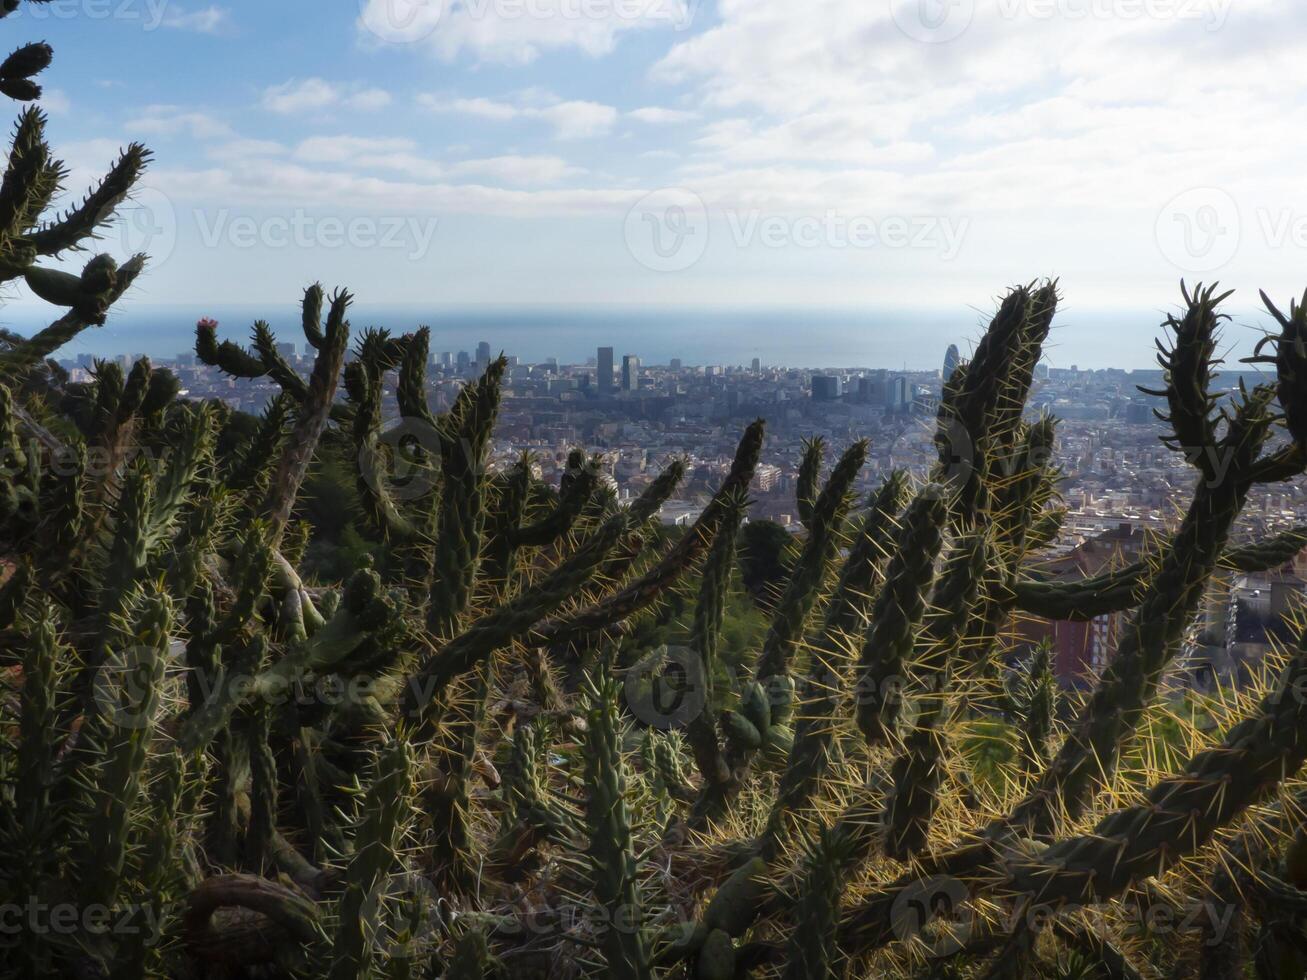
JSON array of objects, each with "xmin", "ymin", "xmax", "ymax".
[{"xmin": 5, "ymin": 0, "xmax": 1307, "ymax": 365}]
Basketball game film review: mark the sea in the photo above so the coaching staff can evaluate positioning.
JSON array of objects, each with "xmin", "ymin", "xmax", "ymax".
[{"xmin": 0, "ymin": 304, "xmax": 1280, "ymax": 372}]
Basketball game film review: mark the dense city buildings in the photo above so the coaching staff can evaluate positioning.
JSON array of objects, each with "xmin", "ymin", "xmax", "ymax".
[{"xmin": 91, "ymin": 333, "xmax": 1307, "ymax": 693}]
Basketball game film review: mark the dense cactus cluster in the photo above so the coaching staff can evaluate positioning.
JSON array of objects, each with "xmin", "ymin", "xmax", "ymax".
[
  {"xmin": 7, "ymin": 268, "xmax": 1307, "ymax": 980},
  {"xmin": 9, "ymin": 15, "xmax": 1307, "ymax": 979}
]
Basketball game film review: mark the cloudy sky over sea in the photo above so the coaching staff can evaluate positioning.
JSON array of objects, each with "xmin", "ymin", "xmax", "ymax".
[{"xmin": 7, "ymin": 0, "xmax": 1307, "ymax": 358}]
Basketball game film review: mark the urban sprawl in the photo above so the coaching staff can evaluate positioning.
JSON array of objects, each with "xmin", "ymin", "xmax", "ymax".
[{"xmin": 63, "ymin": 336, "xmax": 1307, "ymax": 693}]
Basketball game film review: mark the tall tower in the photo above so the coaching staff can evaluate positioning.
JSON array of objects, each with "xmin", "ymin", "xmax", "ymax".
[
  {"xmin": 597, "ymin": 346, "xmax": 614, "ymax": 393},
  {"xmin": 943, "ymin": 343, "xmax": 961, "ymax": 382},
  {"xmin": 622, "ymin": 354, "xmax": 640, "ymax": 391},
  {"xmin": 476, "ymin": 341, "xmax": 492, "ymax": 367}
]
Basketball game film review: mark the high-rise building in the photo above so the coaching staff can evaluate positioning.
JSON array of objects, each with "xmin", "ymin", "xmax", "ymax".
[
  {"xmin": 622, "ymin": 354, "xmax": 640, "ymax": 391},
  {"xmin": 476, "ymin": 341, "xmax": 491, "ymax": 366},
  {"xmin": 943, "ymin": 343, "xmax": 961, "ymax": 382},
  {"xmin": 457, "ymin": 350, "xmax": 471, "ymax": 373},
  {"xmin": 751, "ymin": 357, "xmax": 762, "ymax": 374},
  {"xmin": 276, "ymin": 341, "xmax": 297, "ymax": 360},
  {"xmin": 669, "ymin": 358, "xmax": 682, "ymax": 372},
  {"xmin": 597, "ymin": 347, "xmax": 614, "ymax": 393},
  {"xmin": 811, "ymin": 375, "xmax": 841, "ymax": 401},
  {"xmin": 439, "ymin": 351, "xmax": 453, "ymax": 368},
  {"xmin": 886, "ymin": 375, "xmax": 910, "ymax": 411}
]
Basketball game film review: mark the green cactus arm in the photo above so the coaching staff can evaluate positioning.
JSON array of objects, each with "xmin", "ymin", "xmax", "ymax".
[
  {"xmin": 76, "ymin": 593, "xmax": 171, "ymax": 911},
  {"xmin": 882, "ymin": 530, "xmax": 990, "ymax": 860},
  {"xmin": 684, "ymin": 487, "xmax": 748, "ymax": 796},
  {"xmin": 1010, "ymin": 384, "xmax": 1276, "ymax": 834},
  {"xmin": 1049, "ymin": 921, "xmax": 1144, "ymax": 980},
  {"xmin": 531, "ymin": 419, "xmax": 763, "ymax": 645},
  {"xmin": 226, "ymin": 393, "xmax": 292, "ymax": 491},
  {"xmin": 854, "ymin": 487, "xmax": 948, "ymax": 746},
  {"xmin": 756, "ymin": 472, "xmax": 912, "ymax": 843},
  {"xmin": 327, "ymin": 740, "xmax": 413, "ymax": 980},
  {"xmin": 1137, "ymin": 281, "xmax": 1228, "ymax": 480},
  {"xmin": 300, "ymin": 282, "xmax": 326, "ymax": 350},
  {"xmin": 143, "ymin": 403, "xmax": 215, "ymax": 553},
  {"xmin": 941, "ymin": 285, "xmax": 1035, "ymax": 521},
  {"xmin": 711, "ymin": 439, "xmax": 867, "ymax": 818},
  {"xmin": 428, "ymin": 355, "xmax": 506, "ymax": 635},
  {"xmin": 394, "ymin": 325, "xmax": 436, "ymax": 426},
  {"xmin": 345, "ymin": 359, "xmax": 421, "ymax": 542},
  {"xmin": 481, "ymin": 456, "xmax": 532, "ymax": 594},
  {"xmin": 825, "ymin": 470, "xmax": 911, "ymax": 641},
  {"xmin": 244, "ymin": 700, "xmax": 278, "ymax": 869},
  {"xmin": 1009, "ymin": 524, "xmax": 1307, "ymax": 621},
  {"xmin": 986, "ymin": 281, "xmax": 1058, "ymax": 461},
  {"xmin": 195, "ymin": 316, "xmax": 266, "ymax": 378},
  {"xmin": 25, "ymin": 142, "xmax": 150, "ymax": 256},
  {"xmin": 12, "ymin": 602, "xmax": 62, "ymax": 893},
  {"xmin": 626, "ymin": 457, "xmax": 685, "ymax": 524},
  {"xmin": 263, "ymin": 288, "xmax": 350, "ymax": 542},
  {"xmin": 403, "ymin": 512, "xmax": 629, "ymax": 733},
  {"xmin": 426, "ymin": 659, "xmax": 492, "ymax": 896},
  {"xmin": 582, "ymin": 669, "xmax": 653, "ymax": 980},
  {"xmin": 1249, "ymin": 288, "xmax": 1307, "ymax": 472},
  {"xmin": 178, "ymin": 564, "xmax": 393, "ymax": 751},
  {"xmin": 998, "ymin": 624, "xmax": 1307, "ymax": 909},
  {"xmin": 511, "ymin": 449, "xmax": 599, "ymax": 548},
  {"xmin": 251, "ymin": 319, "xmax": 309, "ymax": 401},
  {"xmin": 796, "ymin": 435, "xmax": 825, "ymax": 528},
  {"xmin": 111, "ymin": 749, "xmax": 188, "ymax": 979},
  {"xmin": 752, "ymin": 439, "xmax": 867, "ymax": 683},
  {"xmin": 0, "ymin": 254, "xmax": 145, "ymax": 376},
  {"xmin": 1025, "ymin": 507, "xmax": 1065, "ymax": 551},
  {"xmin": 782, "ymin": 828, "xmax": 856, "ymax": 980},
  {"xmin": 0, "ymin": 106, "xmax": 56, "ymax": 246},
  {"xmin": 182, "ymin": 873, "xmax": 325, "ymax": 964}
]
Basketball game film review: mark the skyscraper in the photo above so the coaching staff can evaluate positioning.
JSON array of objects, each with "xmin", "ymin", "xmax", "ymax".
[
  {"xmin": 943, "ymin": 343, "xmax": 961, "ymax": 382},
  {"xmin": 597, "ymin": 346, "xmax": 614, "ymax": 394},
  {"xmin": 811, "ymin": 375, "xmax": 840, "ymax": 401},
  {"xmin": 457, "ymin": 351, "xmax": 471, "ymax": 373},
  {"xmin": 751, "ymin": 357, "xmax": 761, "ymax": 374},
  {"xmin": 622, "ymin": 354, "xmax": 640, "ymax": 391},
  {"xmin": 476, "ymin": 341, "xmax": 491, "ymax": 366}
]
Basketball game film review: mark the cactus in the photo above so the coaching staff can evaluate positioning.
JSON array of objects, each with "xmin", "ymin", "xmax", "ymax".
[
  {"xmin": 583, "ymin": 669, "xmax": 653, "ymax": 979},
  {"xmin": 8, "ymin": 272, "xmax": 1307, "ymax": 980}
]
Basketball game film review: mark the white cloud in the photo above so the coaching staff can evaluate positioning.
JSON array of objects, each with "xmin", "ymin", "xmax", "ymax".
[
  {"xmin": 347, "ymin": 88, "xmax": 393, "ymax": 111},
  {"xmin": 128, "ymin": 107, "xmax": 234, "ymax": 140},
  {"xmin": 41, "ymin": 89, "xmax": 70, "ymax": 115},
  {"xmin": 449, "ymin": 155, "xmax": 587, "ymax": 184},
  {"xmin": 358, "ymin": 0, "xmax": 696, "ymax": 64},
  {"xmin": 262, "ymin": 79, "xmax": 393, "ymax": 114},
  {"xmin": 628, "ymin": 106, "xmax": 697, "ymax": 124},
  {"xmin": 420, "ymin": 92, "xmax": 617, "ymax": 139},
  {"xmin": 291, "ymin": 136, "xmax": 583, "ymax": 185},
  {"xmin": 160, "ymin": 5, "xmax": 231, "ymax": 34}
]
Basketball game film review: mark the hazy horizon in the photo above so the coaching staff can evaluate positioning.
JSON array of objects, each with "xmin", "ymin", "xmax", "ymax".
[{"xmin": 5, "ymin": 299, "xmax": 1285, "ymax": 373}]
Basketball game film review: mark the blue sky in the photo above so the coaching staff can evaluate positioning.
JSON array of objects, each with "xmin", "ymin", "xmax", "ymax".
[{"xmin": 7, "ymin": 0, "xmax": 1307, "ymax": 352}]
